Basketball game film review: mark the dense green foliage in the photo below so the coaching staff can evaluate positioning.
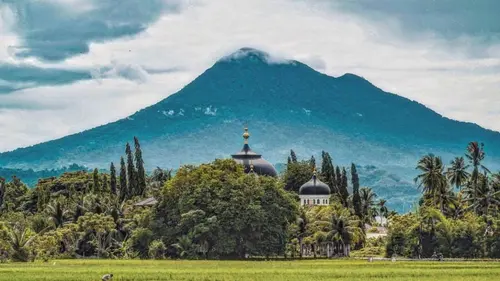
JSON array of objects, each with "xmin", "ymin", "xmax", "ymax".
[
  {"xmin": 152, "ymin": 159, "xmax": 298, "ymax": 258},
  {"xmin": 3, "ymin": 138, "xmax": 499, "ymax": 262},
  {"xmin": 0, "ymin": 141, "xmax": 377, "ymax": 262},
  {"xmin": 1, "ymin": 260, "xmax": 500, "ymax": 281},
  {"xmin": 385, "ymin": 141, "xmax": 500, "ymax": 258}
]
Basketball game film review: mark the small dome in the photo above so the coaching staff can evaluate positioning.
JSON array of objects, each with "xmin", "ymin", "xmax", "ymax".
[
  {"xmin": 233, "ymin": 157, "xmax": 278, "ymax": 177},
  {"xmin": 299, "ymin": 173, "xmax": 331, "ymax": 195},
  {"xmin": 231, "ymin": 127, "xmax": 278, "ymax": 177}
]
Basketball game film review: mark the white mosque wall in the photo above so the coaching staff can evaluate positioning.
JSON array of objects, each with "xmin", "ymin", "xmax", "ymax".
[{"xmin": 299, "ymin": 195, "xmax": 330, "ymax": 206}]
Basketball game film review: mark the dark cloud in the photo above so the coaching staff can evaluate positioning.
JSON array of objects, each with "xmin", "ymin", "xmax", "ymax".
[
  {"xmin": 5, "ymin": 0, "xmax": 182, "ymax": 61},
  {"xmin": 0, "ymin": 63, "xmax": 181, "ymax": 94},
  {"xmin": 0, "ymin": 63, "xmax": 92, "ymax": 93}
]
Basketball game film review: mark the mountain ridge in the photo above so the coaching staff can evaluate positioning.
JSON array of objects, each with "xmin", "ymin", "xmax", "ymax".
[
  {"xmin": 3, "ymin": 48, "xmax": 498, "ymax": 154},
  {"xmin": 1, "ymin": 47, "xmax": 499, "ymax": 211}
]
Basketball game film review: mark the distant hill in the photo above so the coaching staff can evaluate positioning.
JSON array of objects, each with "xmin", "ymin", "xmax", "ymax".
[
  {"xmin": 1, "ymin": 47, "xmax": 499, "ymax": 211},
  {"xmin": 0, "ymin": 164, "xmax": 88, "ymax": 187}
]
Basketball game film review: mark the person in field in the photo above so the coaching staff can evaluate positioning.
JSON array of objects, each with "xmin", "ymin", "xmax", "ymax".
[{"xmin": 102, "ymin": 273, "xmax": 113, "ymax": 281}]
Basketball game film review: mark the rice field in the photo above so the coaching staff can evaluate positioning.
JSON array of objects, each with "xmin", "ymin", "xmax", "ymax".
[{"xmin": 1, "ymin": 259, "xmax": 499, "ymax": 281}]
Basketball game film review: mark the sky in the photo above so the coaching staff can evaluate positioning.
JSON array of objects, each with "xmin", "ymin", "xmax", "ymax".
[{"xmin": 0, "ymin": 0, "xmax": 499, "ymax": 152}]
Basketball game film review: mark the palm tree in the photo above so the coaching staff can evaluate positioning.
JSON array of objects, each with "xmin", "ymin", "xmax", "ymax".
[
  {"xmin": 296, "ymin": 209, "xmax": 308, "ymax": 258},
  {"xmin": 464, "ymin": 173, "xmax": 500, "ymax": 216},
  {"xmin": 414, "ymin": 154, "xmax": 448, "ymax": 212},
  {"xmin": 446, "ymin": 157, "xmax": 470, "ymax": 190},
  {"xmin": 359, "ymin": 187, "xmax": 377, "ymax": 223},
  {"xmin": 446, "ymin": 191, "xmax": 466, "ymax": 219},
  {"xmin": 4, "ymin": 221, "xmax": 49, "ymax": 262},
  {"xmin": 46, "ymin": 200, "xmax": 70, "ymax": 228},
  {"xmin": 377, "ymin": 199, "xmax": 389, "ymax": 226},
  {"xmin": 466, "ymin": 142, "xmax": 490, "ymax": 212},
  {"xmin": 466, "ymin": 142, "xmax": 490, "ymax": 178},
  {"xmin": 491, "ymin": 173, "xmax": 500, "ymax": 192},
  {"xmin": 327, "ymin": 208, "xmax": 362, "ymax": 257},
  {"xmin": 172, "ymin": 235, "xmax": 195, "ymax": 258}
]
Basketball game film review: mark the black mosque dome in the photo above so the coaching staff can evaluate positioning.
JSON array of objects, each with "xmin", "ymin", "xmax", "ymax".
[
  {"xmin": 231, "ymin": 128, "xmax": 278, "ymax": 177},
  {"xmin": 299, "ymin": 171, "xmax": 331, "ymax": 195}
]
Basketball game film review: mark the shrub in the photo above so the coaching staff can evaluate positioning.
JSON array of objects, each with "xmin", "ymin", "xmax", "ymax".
[{"xmin": 149, "ymin": 240, "xmax": 166, "ymax": 259}]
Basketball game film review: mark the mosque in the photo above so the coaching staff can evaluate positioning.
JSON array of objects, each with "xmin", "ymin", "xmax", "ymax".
[
  {"xmin": 230, "ymin": 127, "xmax": 278, "ymax": 177},
  {"xmin": 135, "ymin": 127, "xmax": 331, "ymax": 207},
  {"xmin": 231, "ymin": 127, "xmax": 331, "ymax": 206}
]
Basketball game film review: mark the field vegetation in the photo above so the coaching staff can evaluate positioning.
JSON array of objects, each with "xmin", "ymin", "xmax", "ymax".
[{"xmin": 2, "ymin": 259, "xmax": 500, "ymax": 281}]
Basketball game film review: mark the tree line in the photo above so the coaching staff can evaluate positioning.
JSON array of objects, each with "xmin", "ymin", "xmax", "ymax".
[
  {"xmin": 386, "ymin": 141, "xmax": 500, "ymax": 258},
  {"xmin": 0, "ymin": 140, "xmax": 390, "ymax": 262}
]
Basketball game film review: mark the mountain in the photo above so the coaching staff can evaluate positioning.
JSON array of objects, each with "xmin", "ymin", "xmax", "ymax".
[{"xmin": 1, "ymin": 47, "xmax": 499, "ymax": 211}]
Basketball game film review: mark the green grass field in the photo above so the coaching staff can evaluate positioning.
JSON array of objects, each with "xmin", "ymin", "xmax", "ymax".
[{"xmin": 1, "ymin": 260, "xmax": 499, "ymax": 281}]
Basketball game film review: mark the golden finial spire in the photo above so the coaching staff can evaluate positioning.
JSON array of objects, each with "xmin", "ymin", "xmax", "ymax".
[{"xmin": 243, "ymin": 127, "xmax": 250, "ymax": 144}]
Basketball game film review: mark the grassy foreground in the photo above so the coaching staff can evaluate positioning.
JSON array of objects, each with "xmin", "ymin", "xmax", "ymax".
[{"xmin": 1, "ymin": 259, "xmax": 500, "ymax": 281}]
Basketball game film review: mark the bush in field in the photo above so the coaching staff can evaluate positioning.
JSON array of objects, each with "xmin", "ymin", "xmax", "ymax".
[
  {"xmin": 351, "ymin": 237, "xmax": 386, "ymax": 257},
  {"xmin": 126, "ymin": 228, "xmax": 153, "ymax": 259},
  {"xmin": 148, "ymin": 240, "xmax": 166, "ymax": 259},
  {"xmin": 33, "ymin": 233, "xmax": 59, "ymax": 262}
]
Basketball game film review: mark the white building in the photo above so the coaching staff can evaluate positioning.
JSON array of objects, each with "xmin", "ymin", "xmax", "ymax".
[{"xmin": 299, "ymin": 170, "xmax": 331, "ymax": 206}]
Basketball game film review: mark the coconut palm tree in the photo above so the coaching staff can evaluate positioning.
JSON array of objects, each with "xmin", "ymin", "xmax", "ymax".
[
  {"xmin": 377, "ymin": 199, "xmax": 389, "ymax": 226},
  {"xmin": 491, "ymin": 173, "xmax": 500, "ymax": 192},
  {"xmin": 464, "ymin": 173, "xmax": 500, "ymax": 216},
  {"xmin": 327, "ymin": 208, "xmax": 362, "ymax": 257},
  {"xmin": 46, "ymin": 200, "xmax": 70, "ymax": 228},
  {"xmin": 466, "ymin": 142, "xmax": 490, "ymax": 212},
  {"xmin": 446, "ymin": 191, "xmax": 466, "ymax": 219},
  {"xmin": 414, "ymin": 154, "xmax": 448, "ymax": 212},
  {"xmin": 360, "ymin": 187, "xmax": 377, "ymax": 223},
  {"xmin": 296, "ymin": 209, "xmax": 308, "ymax": 258},
  {"xmin": 446, "ymin": 157, "xmax": 470, "ymax": 190},
  {"xmin": 4, "ymin": 220, "xmax": 49, "ymax": 262},
  {"xmin": 172, "ymin": 235, "xmax": 195, "ymax": 258}
]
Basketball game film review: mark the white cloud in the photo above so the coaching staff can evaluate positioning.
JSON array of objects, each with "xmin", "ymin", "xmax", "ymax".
[
  {"xmin": 0, "ymin": 5, "xmax": 18, "ymax": 62},
  {"xmin": 0, "ymin": 0, "xmax": 499, "ymax": 152},
  {"xmin": 92, "ymin": 60, "xmax": 150, "ymax": 83},
  {"xmin": 0, "ymin": 72, "xmax": 193, "ymax": 151}
]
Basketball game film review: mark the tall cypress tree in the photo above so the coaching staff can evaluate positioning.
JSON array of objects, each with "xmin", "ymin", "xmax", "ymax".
[
  {"xmin": 351, "ymin": 163, "xmax": 362, "ymax": 218},
  {"xmin": 335, "ymin": 166, "xmax": 342, "ymax": 194},
  {"xmin": 125, "ymin": 142, "xmax": 137, "ymax": 196},
  {"xmin": 320, "ymin": 152, "xmax": 330, "ymax": 179},
  {"xmin": 321, "ymin": 152, "xmax": 336, "ymax": 193},
  {"xmin": 102, "ymin": 174, "xmax": 109, "ymax": 193},
  {"xmin": 110, "ymin": 162, "xmax": 117, "ymax": 195},
  {"xmin": 290, "ymin": 150, "xmax": 298, "ymax": 163},
  {"xmin": 310, "ymin": 155, "xmax": 316, "ymax": 169},
  {"xmin": 340, "ymin": 167, "xmax": 349, "ymax": 207},
  {"xmin": 119, "ymin": 157, "xmax": 128, "ymax": 202},
  {"xmin": 134, "ymin": 137, "xmax": 146, "ymax": 196},
  {"xmin": 0, "ymin": 177, "xmax": 5, "ymax": 210},
  {"xmin": 92, "ymin": 168, "xmax": 100, "ymax": 193},
  {"xmin": 328, "ymin": 161, "xmax": 337, "ymax": 193}
]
